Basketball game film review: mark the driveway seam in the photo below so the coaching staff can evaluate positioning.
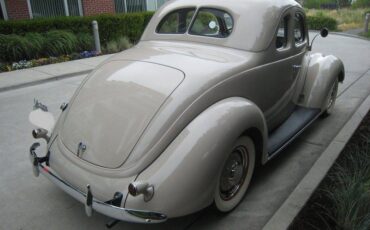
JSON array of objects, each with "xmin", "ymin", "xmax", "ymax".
[{"xmin": 338, "ymin": 68, "xmax": 370, "ymax": 98}]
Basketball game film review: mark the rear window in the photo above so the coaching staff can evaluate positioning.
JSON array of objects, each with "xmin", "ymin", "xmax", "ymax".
[
  {"xmin": 156, "ymin": 8, "xmax": 195, "ymax": 34},
  {"xmin": 156, "ymin": 7, "xmax": 233, "ymax": 38},
  {"xmin": 189, "ymin": 8, "xmax": 233, "ymax": 38}
]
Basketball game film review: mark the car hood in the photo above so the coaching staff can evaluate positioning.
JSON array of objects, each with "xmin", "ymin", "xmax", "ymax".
[{"xmin": 60, "ymin": 60, "xmax": 184, "ymax": 168}]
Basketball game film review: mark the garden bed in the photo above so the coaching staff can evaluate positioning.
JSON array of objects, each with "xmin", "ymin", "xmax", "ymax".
[{"xmin": 290, "ymin": 111, "xmax": 370, "ymax": 229}]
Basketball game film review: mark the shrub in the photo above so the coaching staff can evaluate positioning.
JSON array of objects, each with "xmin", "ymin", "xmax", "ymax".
[
  {"xmin": 0, "ymin": 34, "xmax": 31, "ymax": 62},
  {"xmin": 116, "ymin": 36, "xmax": 133, "ymax": 50},
  {"xmin": 103, "ymin": 36, "xmax": 132, "ymax": 54},
  {"xmin": 0, "ymin": 62, "xmax": 11, "ymax": 72},
  {"xmin": 44, "ymin": 30, "xmax": 78, "ymax": 56},
  {"xmin": 76, "ymin": 33, "xmax": 94, "ymax": 52},
  {"xmin": 363, "ymin": 30, "xmax": 370, "ymax": 38},
  {"xmin": 104, "ymin": 40, "xmax": 120, "ymax": 53},
  {"xmin": 306, "ymin": 8, "xmax": 370, "ymax": 31},
  {"xmin": 307, "ymin": 15, "xmax": 338, "ymax": 30},
  {"xmin": 25, "ymin": 33, "xmax": 45, "ymax": 59},
  {"xmin": 352, "ymin": 0, "xmax": 370, "ymax": 8},
  {"xmin": 304, "ymin": 0, "xmax": 336, "ymax": 9},
  {"xmin": 0, "ymin": 31, "xmax": 96, "ymax": 63}
]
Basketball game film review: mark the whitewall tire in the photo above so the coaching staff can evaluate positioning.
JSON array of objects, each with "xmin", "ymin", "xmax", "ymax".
[{"xmin": 214, "ymin": 136, "xmax": 255, "ymax": 212}]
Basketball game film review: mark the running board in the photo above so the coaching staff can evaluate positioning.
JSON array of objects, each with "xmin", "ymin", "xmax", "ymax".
[{"xmin": 267, "ymin": 106, "xmax": 321, "ymax": 158}]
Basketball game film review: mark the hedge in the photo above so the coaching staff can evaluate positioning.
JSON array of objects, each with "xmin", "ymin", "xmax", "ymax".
[
  {"xmin": 0, "ymin": 31, "xmax": 93, "ymax": 62},
  {"xmin": 304, "ymin": 0, "xmax": 337, "ymax": 9},
  {"xmin": 0, "ymin": 12, "xmax": 154, "ymax": 45},
  {"xmin": 307, "ymin": 15, "xmax": 337, "ymax": 31}
]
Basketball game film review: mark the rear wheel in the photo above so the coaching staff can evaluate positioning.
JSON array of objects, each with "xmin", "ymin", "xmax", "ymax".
[
  {"xmin": 214, "ymin": 136, "xmax": 255, "ymax": 212},
  {"xmin": 322, "ymin": 78, "xmax": 339, "ymax": 117}
]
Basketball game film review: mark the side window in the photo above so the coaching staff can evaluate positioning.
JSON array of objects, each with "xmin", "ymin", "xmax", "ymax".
[
  {"xmin": 157, "ymin": 8, "xmax": 195, "ymax": 34},
  {"xmin": 276, "ymin": 16, "xmax": 289, "ymax": 49},
  {"xmin": 294, "ymin": 13, "xmax": 305, "ymax": 44}
]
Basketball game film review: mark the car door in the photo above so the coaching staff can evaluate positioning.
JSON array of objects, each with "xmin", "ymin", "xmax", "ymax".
[{"xmin": 251, "ymin": 11, "xmax": 307, "ymax": 131}]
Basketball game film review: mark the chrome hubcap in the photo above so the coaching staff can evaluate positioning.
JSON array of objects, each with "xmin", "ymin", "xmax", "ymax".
[{"xmin": 219, "ymin": 146, "xmax": 248, "ymax": 201}]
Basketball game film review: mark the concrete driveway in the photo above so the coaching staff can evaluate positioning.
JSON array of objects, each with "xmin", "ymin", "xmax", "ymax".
[{"xmin": 0, "ymin": 33, "xmax": 369, "ymax": 230}]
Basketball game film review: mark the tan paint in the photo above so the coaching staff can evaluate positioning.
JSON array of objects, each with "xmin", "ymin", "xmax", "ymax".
[
  {"xmin": 38, "ymin": 0, "xmax": 344, "ymax": 220},
  {"xmin": 126, "ymin": 98, "xmax": 266, "ymax": 217},
  {"xmin": 61, "ymin": 60, "xmax": 184, "ymax": 168},
  {"xmin": 298, "ymin": 53, "xmax": 344, "ymax": 109}
]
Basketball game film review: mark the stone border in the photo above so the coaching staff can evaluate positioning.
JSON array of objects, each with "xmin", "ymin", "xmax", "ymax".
[{"xmin": 263, "ymin": 94, "xmax": 370, "ymax": 230}]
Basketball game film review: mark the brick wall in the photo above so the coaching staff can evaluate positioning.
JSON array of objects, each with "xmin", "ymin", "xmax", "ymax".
[
  {"xmin": 82, "ymin": 0, "xmax": 115, "ymax": 16},
  {"xmin": 6, "ymin": 0, "xmax": 30, "ymax": 19}
]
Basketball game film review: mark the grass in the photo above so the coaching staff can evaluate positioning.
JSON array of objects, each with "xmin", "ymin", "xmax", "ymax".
[
  {"xmin": 305, "ymin": 8, "xmax": 370, "ymax": 31},
  {"xmin": 44, "ymin": 30, "xmax": 78, "ymax": 56},
  {"xmin": 361, "ymin": 30, "xmax": 370, "ymax": 38},
  {"xmin": 103, "ymin": 36, "xmax": 133, "ymax": 54},
  {"xmin": 290, "ymin": 112, "xmax": 370, "ymax": 230}
]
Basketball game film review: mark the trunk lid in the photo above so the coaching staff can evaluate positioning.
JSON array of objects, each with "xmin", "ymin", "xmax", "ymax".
[{"xmin": 60, "ymin": 60, "xmax": 184, "ymax": 168}]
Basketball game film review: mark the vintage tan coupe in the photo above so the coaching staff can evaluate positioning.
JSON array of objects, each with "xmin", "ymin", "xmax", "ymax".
[{"xmin": 29, "ymin": 0, "xmax": 344, "ymax": 226}]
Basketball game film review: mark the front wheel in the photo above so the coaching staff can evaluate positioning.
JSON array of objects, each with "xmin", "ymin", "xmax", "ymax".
[
  {"xmin": 214, "ymin": 136, "xmax": 255, "ymax": 212},
  {"xmin": 322, "ymin": 78, "xmax": 339, "ymax": 117}
]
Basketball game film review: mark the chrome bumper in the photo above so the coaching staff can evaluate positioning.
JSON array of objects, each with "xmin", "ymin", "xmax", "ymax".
[{"xmin": 29, "ymin": 143, "xmax": 167, "ymax": 224}]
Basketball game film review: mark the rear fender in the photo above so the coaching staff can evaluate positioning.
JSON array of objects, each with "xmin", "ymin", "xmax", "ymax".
[
  {"xmin": 125, "ymin": 97, "xmax": 267, "ymax": 218},
  {"xmin": 298, "ymin": 53, "xmax": 344, "ymax": 110}
]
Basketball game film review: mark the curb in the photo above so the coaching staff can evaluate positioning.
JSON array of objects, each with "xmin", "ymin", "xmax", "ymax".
[
  {"xmin": 0, "ymin": 69, "xmax": 92, "ymax": 93},
  {"xmin": 331, "ymin": 32, "xmax": 370, "ymax": 41},
  {"xmin": 263, "ymin": 93, "xmax": 370, "ymax": 230}
]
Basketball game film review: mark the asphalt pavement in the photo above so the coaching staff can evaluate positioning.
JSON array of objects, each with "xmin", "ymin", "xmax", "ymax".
[{"xmin": 0, "ymin": 33, "xmax": 369, "ymax": 230}]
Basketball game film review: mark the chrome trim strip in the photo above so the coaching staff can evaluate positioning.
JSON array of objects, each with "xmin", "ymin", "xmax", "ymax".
[{"xmin": 30, "ymin": 144, "xmax": 167, "ymax": 224}]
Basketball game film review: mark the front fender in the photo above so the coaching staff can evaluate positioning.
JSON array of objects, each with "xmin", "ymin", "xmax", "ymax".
[
  {"xmin": 124, "ymin": 97, "xmax": 267, "ymax": 218},
  {"xmin": 299, "ymin": 53, "xmax": 344, "ymax": 110}
]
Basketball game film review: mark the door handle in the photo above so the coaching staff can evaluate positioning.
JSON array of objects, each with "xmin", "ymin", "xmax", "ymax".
[
  {"xmin": 292, "ymin": 65, "xmax": 301, "ymax": 78},
  {"xmin": 292, "ymin": 65, "xmax": 301, "ymax": 71}
]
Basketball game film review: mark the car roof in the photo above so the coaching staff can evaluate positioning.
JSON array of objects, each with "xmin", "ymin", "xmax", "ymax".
[{"xmin": 141, "ymin": 0, "xmax": 301, "ymax": 52}]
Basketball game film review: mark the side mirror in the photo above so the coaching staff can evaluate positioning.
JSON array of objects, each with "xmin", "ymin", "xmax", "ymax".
[
  {"xmin": 308, "ymin": 28, "xmax": 329, "ymax": 51},
  {"xmin": 320, "ymin": 28, "xmax": 329, "ymax": 38}
]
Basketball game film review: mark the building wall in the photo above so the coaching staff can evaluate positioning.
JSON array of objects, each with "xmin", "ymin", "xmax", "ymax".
[
  {"xmin": 3, "ymin": 0, "xmax": 162, "ymax": 20},
  {"xmin": 82, "ymin": 0, "xmax": 115, "ymax": 16},
  {"xmin": 6, "ymin": 0, "xmax": 30, "ymax": 19}
]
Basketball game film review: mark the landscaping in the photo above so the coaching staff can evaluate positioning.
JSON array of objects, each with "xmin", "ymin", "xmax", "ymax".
[
  {"xmin": 290, "ymin": 111, "xmax": 370, "ymax": 230},
  {"xmin": 0, "ymin": 12, "xmax": 152, "ymax": 73},
  {"xmin": 305, "ymin": 8, "xmax": 370, "ymax": 31}
]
